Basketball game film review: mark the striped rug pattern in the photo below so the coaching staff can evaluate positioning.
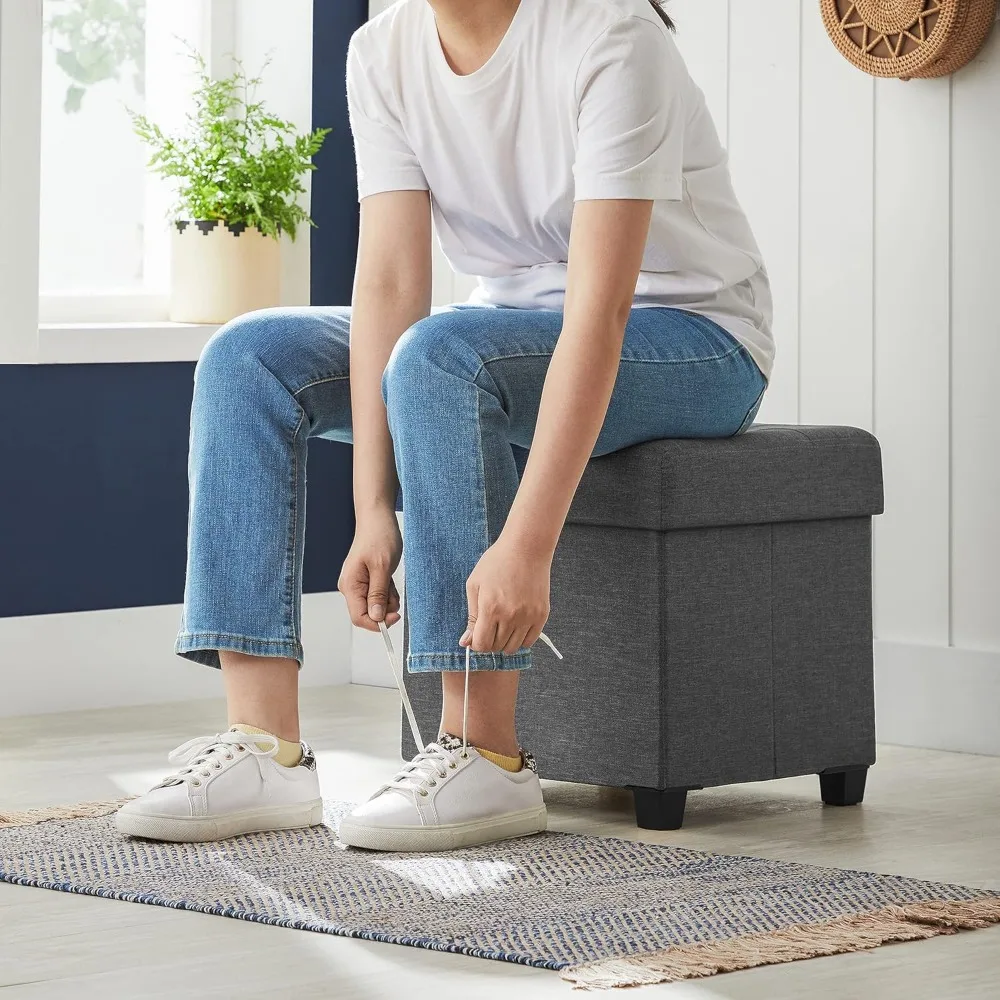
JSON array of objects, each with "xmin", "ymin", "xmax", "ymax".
[{"xmin": 2, "ymin": 799, "xmax": 998, "ymax": 989}]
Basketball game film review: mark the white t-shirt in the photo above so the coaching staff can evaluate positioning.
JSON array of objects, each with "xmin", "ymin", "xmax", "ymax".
[{"xmin": 346, "ymin": 0, "xmax": 775, "ymax": 380}]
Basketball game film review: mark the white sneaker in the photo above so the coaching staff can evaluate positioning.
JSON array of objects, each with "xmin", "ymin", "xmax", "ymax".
[
  {"xmin": 115, "ymin": 728, "xmax": 323, "ymax": 842},
  {"xmin": 338, "ymin": 734, "xmax": 547, "ymax": 852}
]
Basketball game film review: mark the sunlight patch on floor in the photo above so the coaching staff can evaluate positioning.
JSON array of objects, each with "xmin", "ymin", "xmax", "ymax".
[
  {"xmin": 209, "ymin": 857, "xmax": 326, "ymax": 925},
  {"xmin": 314, "ymin": 749, "xmax": 398, "ymax": 801},
  {"xmin": 107, "ymin": 769, "xmax": 171, "ymax": 796},
  {"xmin": 370, "ymin": 856, "xmax": 522, "ymax": 898}
]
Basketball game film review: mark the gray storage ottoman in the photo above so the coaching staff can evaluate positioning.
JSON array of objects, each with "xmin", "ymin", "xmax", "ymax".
[{"xmin": 401, "ymin": 425, "xmax": 885, "ymax": 830}]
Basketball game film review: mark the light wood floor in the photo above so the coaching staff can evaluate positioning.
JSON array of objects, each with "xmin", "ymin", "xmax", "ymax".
[{"xmin": 1, "ymin": 684, "xmax": 998, "ymax": 999}]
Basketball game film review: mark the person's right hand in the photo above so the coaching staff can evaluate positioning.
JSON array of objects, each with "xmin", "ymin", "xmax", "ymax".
[{"xmin": 338, "ymin": 504, "xmax": 403, "ymax": 631}]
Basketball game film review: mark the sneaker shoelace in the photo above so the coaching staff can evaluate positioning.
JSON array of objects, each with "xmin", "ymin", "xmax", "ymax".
[
  {"xmin": 156, "ymin": 730, "xmax": 279, "ymax": 788},
  {"xmin": 380, "ymin": 740, "xmax": 466, "ymax": 798},
  {"xmin": 378, "ymin": 622, "xmax": 562, "ymax": 779}
]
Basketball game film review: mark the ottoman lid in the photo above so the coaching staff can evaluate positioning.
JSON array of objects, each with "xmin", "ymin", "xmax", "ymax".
[{"xmin": 566, "ymin": 425, "xmax": 884, "ymax": 531}]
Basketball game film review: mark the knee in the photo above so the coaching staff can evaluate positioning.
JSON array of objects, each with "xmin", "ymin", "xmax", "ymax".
[
  {"xmin": 196, "ymin": 306, "xmax": 352, "ymax": 399},
  {"xmin": 195, "ymin": 308, "xmax": 284, "ymax": 387},
  {"xmin": 381, "ymin": 311, "xmax": 481, "ymax": 407}
]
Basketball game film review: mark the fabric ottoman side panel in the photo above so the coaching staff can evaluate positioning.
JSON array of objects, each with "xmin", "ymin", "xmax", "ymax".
[
  {"xmin": 660, "ymin": 524, "xmax": 775, "ymax": 788},
  {"xmin": 521, "ymin": 523, "xmax": 664, "ymax": 788},
  {"xmin": 771, "ymin": 517, "xmax": 877, "ymax": 777}
]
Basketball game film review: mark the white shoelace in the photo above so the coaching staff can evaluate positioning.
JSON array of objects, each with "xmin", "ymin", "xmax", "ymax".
[
  {"xmin": 381, "ymin": 740, "xmax": 466, "ymax": 798},
  {"xmin": 378, "ymin": 621, "xmax": 562, "ymax": 757},
  {"xmin": 157, "ymin": 730, "xmax": 278, "ymax": 787}
]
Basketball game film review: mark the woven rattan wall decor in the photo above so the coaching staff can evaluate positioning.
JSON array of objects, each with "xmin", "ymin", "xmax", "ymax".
[{"xmin": 820, "ymin": 0, "xmax": 998, "ymax": 78}]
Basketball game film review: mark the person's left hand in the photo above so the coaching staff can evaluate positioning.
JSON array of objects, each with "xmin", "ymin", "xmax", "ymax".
[{"xmin": 460, "ymin": 536, "xmax": 552, "ymax": 655}]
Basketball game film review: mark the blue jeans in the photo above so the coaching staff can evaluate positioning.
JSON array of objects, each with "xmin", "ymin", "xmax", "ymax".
[{"xmin": 176, "ymin": 305, "xmax": 766, "ymax": 673}]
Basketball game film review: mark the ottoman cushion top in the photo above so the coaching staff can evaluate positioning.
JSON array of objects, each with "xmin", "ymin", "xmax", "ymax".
[{"xmin": 567, "ymin": 425, "xmax": 884, "ymax": 531}]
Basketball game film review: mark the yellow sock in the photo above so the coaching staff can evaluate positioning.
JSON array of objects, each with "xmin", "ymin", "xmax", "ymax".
[
  {"xmin": 231, "ymin": 724, "xmax": 302, "ymax": 768},
  {"xmin": 476, "ymin": 746, "xmax": 524, "ymax": 773}
]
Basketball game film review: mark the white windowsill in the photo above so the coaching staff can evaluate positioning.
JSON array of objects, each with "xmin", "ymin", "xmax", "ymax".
[{"xmin": 38, "ymin": 321, "xmax": 219, "ymax": 364}]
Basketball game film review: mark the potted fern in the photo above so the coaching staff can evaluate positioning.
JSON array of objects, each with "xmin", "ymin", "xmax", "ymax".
[{"xmin": 131, "ymin": 56, "xmax": 329, "ymax": 324}]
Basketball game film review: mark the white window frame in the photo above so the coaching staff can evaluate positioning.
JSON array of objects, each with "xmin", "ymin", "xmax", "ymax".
[
  {"xmin": 0, "ymin": 0, "xmax": 43, "ymax": 363},
  {"xmin": 0, "ymin": 0, "xmax": 242, "ymax": 363}
]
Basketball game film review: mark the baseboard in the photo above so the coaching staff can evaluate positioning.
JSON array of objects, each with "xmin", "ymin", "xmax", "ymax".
[
  {"xmin": 874, "ymin": 640, "xmax": 1000, "ymax": 756},
  {"xmin": 0, "ymin": 592, "xmax": 352, "ymax": 718}
]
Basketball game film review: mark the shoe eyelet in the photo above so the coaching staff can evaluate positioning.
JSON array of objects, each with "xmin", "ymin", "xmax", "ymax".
[
  {"xmin": 213, "ymin": 762, "xmax": 222, "ymax": 769},
  {"xmin": 460, "ymin": 752, "xmax": 469, "ymax": 759},
  {"xmin": 237, "ymin": 745, "xmax": 245, "ymax": 752},
  {"xmin": 427, "ymin": 780, "xmax": 437, "ymax": 787},
  {"xmin": 225, "ymin": 754, "xmax": 233, "ymax": 760},
  {"xmin": 419, "ymin": 789, "xmax": 429, "ymax": 797},
  {"xmin": 192, "ymin": 780, "xmax": 201, "ymax": 787},
  {"xmin": 449, "ymin": 762, "xmax": 457, "ymax": 769}
]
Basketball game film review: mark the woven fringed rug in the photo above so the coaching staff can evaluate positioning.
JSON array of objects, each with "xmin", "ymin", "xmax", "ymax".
[{"xmin": 2, "ymin": 800, "xmax": 998, "ymax": 990}]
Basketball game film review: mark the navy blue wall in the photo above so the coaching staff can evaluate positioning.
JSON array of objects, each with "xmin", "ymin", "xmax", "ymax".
[
  {"xmin": 0, "ymin": 1, "xmax": 364, "ymax": 619},
  {"xmin": 312, "ymin": 0, "xmax": 368, "ymax": 306},
  {"xmin": 0, "ymin": 365, "xmax": 353, "ymax": 618}
]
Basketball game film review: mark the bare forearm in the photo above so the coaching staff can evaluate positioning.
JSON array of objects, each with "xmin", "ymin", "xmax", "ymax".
[
  {"xmin": 502, "ymin": 198, "xmax": 651, "ymax": 557},
  {"xmin": 502, "ymin": 313, "xmax": 625, "ymax": 555},
  {"xmin": 349, "ymin": 190, "xmax": 433, "ymax": 523},
  {"xmin": 350, "ymin": 281, "xmax": 429, "ymax": 520}
]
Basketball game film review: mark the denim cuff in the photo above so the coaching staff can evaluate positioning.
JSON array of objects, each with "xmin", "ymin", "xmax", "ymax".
[
  {"xmin": 407, "ymin": 650, "xmax": 532, "ymax": 673},
  {"xmin": 175, "ymin": 631, "xmax": 304, "ymax": 670}
]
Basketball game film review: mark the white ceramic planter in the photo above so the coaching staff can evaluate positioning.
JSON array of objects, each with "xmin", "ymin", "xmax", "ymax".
[{"xmin": 170, "ymin": 220, "xmax": 281, "ymax": 324}]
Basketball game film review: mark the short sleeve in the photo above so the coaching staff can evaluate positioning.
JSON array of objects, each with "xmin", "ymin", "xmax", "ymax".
[
  {"xmin": 573, "ymin": 16, "xmax": 684, "ymax": 203},
  {"xmin": 346, "ymin": 36, "xmax": 428, "ymax": 201}
]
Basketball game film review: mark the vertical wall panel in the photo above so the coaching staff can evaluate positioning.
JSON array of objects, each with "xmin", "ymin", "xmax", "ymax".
[
  {"xmin": 431, "ymin": 231, "xmax": 455, "ymax": 307},
  {"xmin": 452, "ymin": 273, "xmax": 481, "ymax": 302},
  {"xmin": 798, "ymin": 7, "xmax": 875, "ymax": 431},
  {"xmin": 727, "ymin": 0, "xmax": 800, "ymax": 424},
  {"xmin": 670, "ymin": 0, "xmax": 730, "ymax": 140},
  {"xmin": 872, "ymin": 77, "xmax": 951, "ymax": 645},
  {"xmin": 951, "ymin": 28, "xmax": 1000, "ymax": 650}
]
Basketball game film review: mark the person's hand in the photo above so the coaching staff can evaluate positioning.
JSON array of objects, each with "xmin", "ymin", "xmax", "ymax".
[
  {"xmin": 339, "ymin": 504, "xmax": 403, "ymax": 631},
  {"xmin": 460, "ymin": 535, "xmax": 551, "ymax": 654}
]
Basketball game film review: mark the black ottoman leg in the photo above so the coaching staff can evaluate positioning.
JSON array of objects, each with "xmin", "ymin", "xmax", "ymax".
[
  {"xmin": 631, "ymin": 787, "xmax": 688, "ymax": 830},
  {"xmin": 819, "ymin": 766, "xmax": 869, "ymax": 806}
]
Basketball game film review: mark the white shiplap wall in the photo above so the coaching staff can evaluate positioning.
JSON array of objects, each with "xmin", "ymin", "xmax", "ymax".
[
  {"xmin": 366, "ymin": 0, "xmax": 1000, "ymax": 754},
  {"xmin": 663, "ymin": 1, "xmax": 1000, "ymax": 754}
]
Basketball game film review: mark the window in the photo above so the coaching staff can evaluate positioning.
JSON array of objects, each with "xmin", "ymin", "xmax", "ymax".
[
  {"xmin": 38, "ymin": 0, "xmax": 228, "ymax": 322},
  {"xmin": 0, "ymin": 0, "xmax": 312, "ymax": 363}
]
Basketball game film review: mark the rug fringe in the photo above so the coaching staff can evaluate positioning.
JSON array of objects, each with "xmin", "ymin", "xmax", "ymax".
[
  {"xmin": 562, "ymin": 896, "xmax": 1000, "ymax": 990},
  {"xmin": 0, "ymin": 798, "xmax": 132, "ymax": 828}
]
